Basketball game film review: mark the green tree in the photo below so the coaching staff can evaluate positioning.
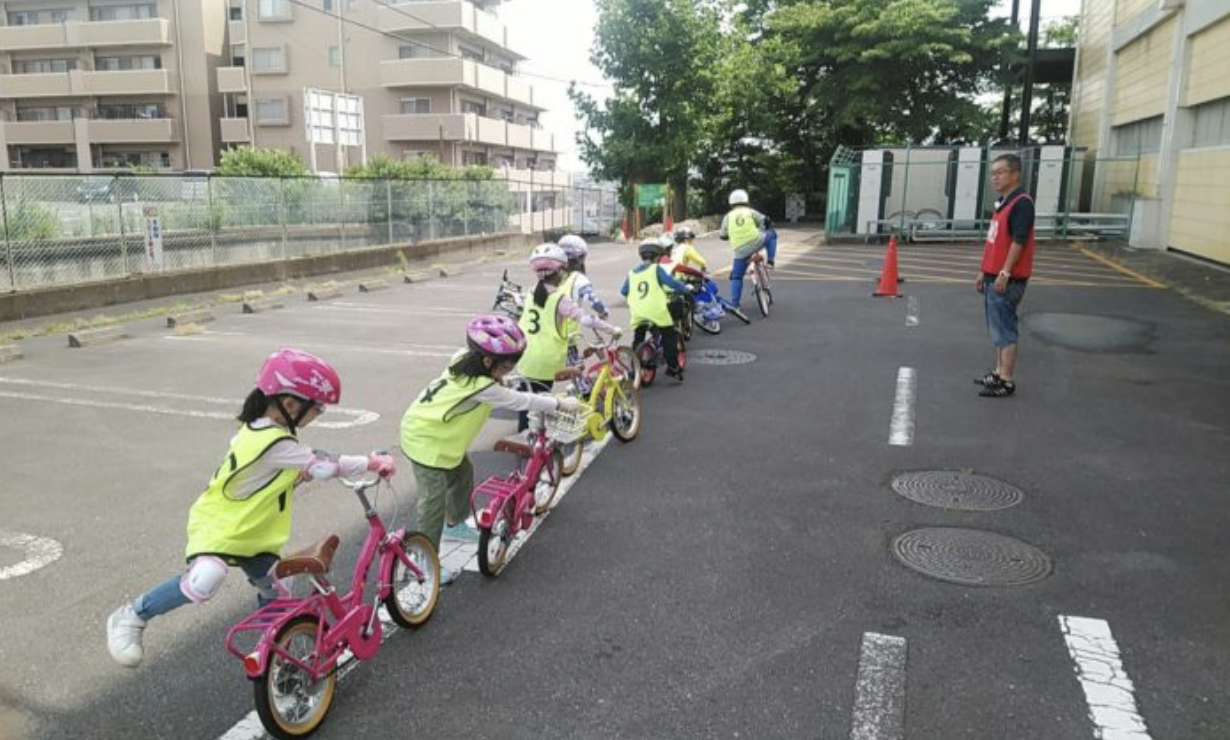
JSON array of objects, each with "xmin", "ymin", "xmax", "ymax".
[
  {"xmin": 216, "ymin": 146, "xmax": 311, "ymax": 178},
  {"xmin": 570, "ymin": 0, "xmax": 726, "ymax": 218},
  {"xmin": 344, "ymin": 153, "xmax": 494, "ymax": 182}
]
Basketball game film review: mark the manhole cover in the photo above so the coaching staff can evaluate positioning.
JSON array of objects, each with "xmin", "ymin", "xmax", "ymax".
[
  {"xmin": 1022, "ymin": 312, "xmax": 1156, "ymax": 354},
  {"xmin": 891, "ymin": 528, "xmax": 1052, "ymax": 587},
  {"xmin": 689, "ymin": 349, "xmax": 757, "ymax": 366},
  {"xmin": 891, "ymin": 471, "xmax": 1023, "ymax": 511}
]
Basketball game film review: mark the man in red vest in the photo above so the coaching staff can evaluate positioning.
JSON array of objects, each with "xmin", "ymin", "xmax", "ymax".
[{"xmin": 975, "ymin": 152, "xmax": 1035, "ymax": 397}]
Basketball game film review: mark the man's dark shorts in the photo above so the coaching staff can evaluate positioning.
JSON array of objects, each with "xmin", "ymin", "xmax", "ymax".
[{"xmin": 983, "ymin": 275, "xmax": 1028, "ymax": 348}]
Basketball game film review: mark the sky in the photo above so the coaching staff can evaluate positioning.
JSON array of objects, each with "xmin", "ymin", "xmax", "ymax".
[{"xmin": 499, "ymin": 0, "xmax": 1085, "ymax": 174}]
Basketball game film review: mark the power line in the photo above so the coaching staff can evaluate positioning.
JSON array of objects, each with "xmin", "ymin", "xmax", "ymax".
[{"xmin": 279, "ymin": 0, "xmax": 608, "ymax": 89}]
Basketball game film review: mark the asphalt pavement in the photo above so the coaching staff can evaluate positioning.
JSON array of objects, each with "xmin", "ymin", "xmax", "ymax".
[{"xmin": 1, "ymin": 229, "xmax": 1228, "ymax": 740}]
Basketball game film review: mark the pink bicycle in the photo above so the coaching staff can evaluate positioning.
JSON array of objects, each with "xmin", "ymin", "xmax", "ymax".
[
  {"xmin": 224, "ymin": 471, "xmax": 440, "ymax": 739},
  {"xmin": 471, "ymin": 389, "xmax": 586, "ymax": 576}
]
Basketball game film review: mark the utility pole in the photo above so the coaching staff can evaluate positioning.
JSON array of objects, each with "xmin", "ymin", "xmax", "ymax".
[
  {"xmin": 1018, "ymin": 0, "xmax": 1043, "ymax": 145},
  {"xmin": 997, "ymin": 0, "xmax": 1021, "ymax": 141}
]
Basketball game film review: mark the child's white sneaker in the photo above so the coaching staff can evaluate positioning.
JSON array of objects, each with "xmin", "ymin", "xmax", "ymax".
[{"xmin": 106, "ymin": 603, "xmax": 146, "ymax": 668}]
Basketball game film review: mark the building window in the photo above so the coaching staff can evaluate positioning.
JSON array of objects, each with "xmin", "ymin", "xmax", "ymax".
[
  {"xmin": 459, "ymin": 46, "xmax": 484, "ymax": 62},
  {"xmin": 1191, "ymin": 96, "xmax": 1230, "ymax": 148},
  {"xmin": 229, "ymin": 6, "xmax": 243, "ymax": 21},
  {"xmin": 7, "ymin": 10, "xmax": 76, "ymax": 25},
  {"xmin": 257, "ymin": 0, "xmax": 291, "ymax": 20},
  {"xmin": 328, "ymin": 46, "xmax": 340, "ymax": 67},
  {"xmin": 89, "ymin": 4, "xmax": 158, "ymax": 21},
  {"xmin": 460, "ymin": 100, "xmax": 486, "ymax": 116},
  {"xmin": 12, "ymin": 59, "xmax": 77, "ymax": 74},
  {"xmin": 52, "ymin": 10, "xmax": 71, "ymax": 23},
  {"xmin": 399, "ymin": 98, "xmax": 431, "ymax": 114},
  {"xmin": 1111, "ymin": 116, "xmax": 1163, "ymax": 156},
  {"xmin": 255, "ymin": 98, "xmax": 288, "ymax": 124},
  {"xmin": 323, "ymin": 0, "xmax": 333, "ymax": 10},
  {"xmin": 498, "ymin": 108, "xmax": 514, "ymax": 122},
  {"xmin": 97, "ymin": 150, "xmax": 170, "ymax": 169},
  {"xmin": 96, "ymin": 103, "xmax": 165, "ymax": 120},
  {"xmin": 95, "ymin": 55, "xmax": 162, "ymax": 71},
  {"xmin": 9, "ymin": 146, "xmax": 78, "ymax": 169},
  {"xmin": 462, "ymin": 151, "xmax": 487, "ymax": 166},
  {"xmin": 251, "ymin": 47, "xmax": 285, "ymax": 72},
  {"xmin": 16, "ymin": 106, "xmax": 82, "ymax": 122},
  {"xmin": 403, "ymin": 150, "xmax": 436, "ymax": 161}
]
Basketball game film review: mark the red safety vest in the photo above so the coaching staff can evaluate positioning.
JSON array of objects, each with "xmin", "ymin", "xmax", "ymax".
[{"xmin": 981, "ymin": 192, "xmax": 1035, "ymax": 278}]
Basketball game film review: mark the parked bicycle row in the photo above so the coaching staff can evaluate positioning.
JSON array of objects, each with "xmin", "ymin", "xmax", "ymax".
[{"xmin": 103, "ymin": 189, "xmax": 779, "ymax": 738}]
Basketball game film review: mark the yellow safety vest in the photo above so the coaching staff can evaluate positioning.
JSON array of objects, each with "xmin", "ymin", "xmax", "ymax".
[
  {"xmin": 627, "ymin": 264, "xmax": 672, "ymax": 328},
  {"xmin": 517, "ymin": 288, "xmax": 568, "ymax": 380},
  {"xmin": 185, "ymin": 424, "xmax": 300, "ymax": 560},
  {"xmin": 728, "ymin": 206, "xmax": 760, "ymax": 249},
  {"xmin": 401, "ymin": 367, "xmax": 497, "ymax": 469},
  {"xmin": 559, "ymin": 272, "xmax": 581, "ymax": 338}
]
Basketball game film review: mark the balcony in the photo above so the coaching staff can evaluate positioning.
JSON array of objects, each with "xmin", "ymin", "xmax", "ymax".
[
  {"xmin": 0, "ymin": 19, "xmax": 171, "ymax": 51},
  {"xmin": 0, "ymin": 69, "xmax": 175, "ymax": 98},
  {"xmin": 217, "ymin": 67, "xmax": 248, "ymax": 94},
  {"xmin": 377, "ymin": 1, "xmax": 524, "ymax": 59},
  {"xmin": 383, "ymin": 112, "xmax": 556, "ymax": 152},
  {"xmin": 379, "ymin": 58, "xmax": 543, "ymax": 109},
  {"xmin": 2, "ymin": 121, "xmax": 76, "ymax": 145},
  {"xmin": 221, "ymin": 118, "xmax": 252, "ymax": 143},
  {"xmin": 228, "ymin": 19, "xmax": 247, "ymax": 44},
  {"xmin": 87, "ymin": 118, "xmax": 179, "ymax": 143}
]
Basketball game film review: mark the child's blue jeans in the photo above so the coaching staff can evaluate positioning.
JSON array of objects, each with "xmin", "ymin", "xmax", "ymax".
[{"xmin": 134, "ymin": 553, "xmax": 281, "ymax": 621}]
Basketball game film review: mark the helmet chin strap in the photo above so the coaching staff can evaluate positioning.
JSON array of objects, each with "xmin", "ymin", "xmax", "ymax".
[{"xmin": 273, "ymin": 396, "xmax": 311, "ymax": 435}]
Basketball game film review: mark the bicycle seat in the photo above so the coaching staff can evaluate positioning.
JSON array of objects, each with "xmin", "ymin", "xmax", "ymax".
[
  {"xmin": 555, "ymin": 367, "xmax": 583, "ymax": 382},
  {"xmin": 494, "ymin": 434, "xmax": 533, "ymax": 459},
  {"xmin": 275, "ymin": 535, "xmax": 340, "ymax": 578}
]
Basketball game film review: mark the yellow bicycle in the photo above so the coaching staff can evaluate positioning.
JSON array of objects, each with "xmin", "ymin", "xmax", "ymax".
[{"xmin": 558, "ymin": 331, "xmax": 642, "ymax": 475}]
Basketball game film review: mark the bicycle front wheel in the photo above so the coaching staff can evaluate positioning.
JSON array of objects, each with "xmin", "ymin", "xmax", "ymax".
[
  {"xmin": 254, "ymin": 617, "xmax": 336, "ymax": 740},
  {"xmin": 754, "ymin": 282, "xmax": 770, "ymax": 318},
  {"xmin": 609, "ymin": 372, "xmax": 643, "ymax": 442},
  {"xmin": 533, "ymin": 448, "xmax": 564, "ymax": 514},
  {"xmin": 382, "ymin": 532, "xmax": 440, "ymax": 629},
  {"xmin": 694, "ymin": 312, "xmax": 722, "ymax": 335}
]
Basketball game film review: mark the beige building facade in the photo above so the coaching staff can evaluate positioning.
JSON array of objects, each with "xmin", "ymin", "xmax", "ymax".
[
  {"xmin": 1071, "ymin": 0, "xmax": 1230, "ymax": 265},
  {"xmin": 0, "ymin": 0, "xmax": 564, "ymax": 183}
]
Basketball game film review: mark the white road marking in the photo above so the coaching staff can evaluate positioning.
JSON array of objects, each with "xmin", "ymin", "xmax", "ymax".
[
  {"xmin": 214, "ymin": 434, "xmax": 613, "ymax": 740},
  {"xmin": 849, "ymin": 632, "xmax": 908, "ymax": 740},
  {"xmin": 0, "ymin": 377, "xmax": 378, "ymax": 429},
  {"xmin": 165, "ymin": 331, "xmax": 457, "ymax": 359},
  {"xmin": 1060, "ymin": 615, "xmax": 1154, "ymax": 740},
  {"xmin": 0, "ymin": 530, "xmax": 64, "ymax": 580},
  {"xmin": 905, "ymin": 296, "xmax": 920, "ymax": 326},
  {"xmin": 888, "ymin": 368, "xmax": 916, "ymax": 446}
]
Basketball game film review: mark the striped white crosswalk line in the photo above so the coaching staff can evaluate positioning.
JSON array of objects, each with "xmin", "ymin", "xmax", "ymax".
[
  {"xmin": 849, "ymin": 632, "xmax": 908, "ymax": 740},
  {"xmin": 1060, "ymin": 615, "xmax": 1154, "ymax": 740},
  {"xmin": 888, "ymin": 368, "xmax": 916, "ymax": 446}
]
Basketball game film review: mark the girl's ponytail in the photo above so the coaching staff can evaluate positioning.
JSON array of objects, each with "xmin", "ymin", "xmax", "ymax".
[
  {"xmin": 237, "ymin": 388, "xmax": 269, "ymax": 423},
  {"xmin": 533, "ymin": 280, "xmax": 550, "ymax": 308}
]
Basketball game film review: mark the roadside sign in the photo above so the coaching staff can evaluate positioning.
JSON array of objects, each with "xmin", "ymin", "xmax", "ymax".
[{"xmin": 637, "ymin": 183, "xmax": 666, "ymax": 207}]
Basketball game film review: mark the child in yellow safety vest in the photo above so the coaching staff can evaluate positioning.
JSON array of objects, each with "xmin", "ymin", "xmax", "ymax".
[
  {"xmin": 516, "ymin": 243, "xmax": 619, "ymax": 431},
  {"xmin": 106, "ymin": 349, "xmax": 396, "ymax": 669},
  {"xmin": 719, "ymin": 189, "xmax": 776, "ymax": 309},
  {"xmin": 400, "ymin": 314, "xmax": 583, "ymax": 585},
  {"xmin": 621, "ymin": 238, "xmax": 690, "ymax": 381}
]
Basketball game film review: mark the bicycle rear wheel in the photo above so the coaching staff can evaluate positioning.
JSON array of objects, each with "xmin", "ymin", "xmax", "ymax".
[
  {"xmin": 559, "ymin": 439, "xmax": 584, "ymax": 477},
  {"xmin": 635, "ymin": 341, "xmax": 656, "ymax": 387},
  {"xmin": 254, "ymin": 617, "xmax": 336, "ymax": 740},
  {"xmin": 753, "ymin": 278, "xmax": 770, "ymax": 318},
  {"xmin": 478, "ymin": 499, "xmax": 515, "ymax": 577},
  {"xmin": 382, "ymin": 532, "xmax": 440, "ymax": 629},
  {"xmin": 533, "ymin": 448, "xmax": 564, "ymax": 514}
]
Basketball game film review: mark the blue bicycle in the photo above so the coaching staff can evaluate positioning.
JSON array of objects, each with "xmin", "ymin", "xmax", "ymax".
[{"xmin": 689, "ymin": 275, "xmax": 750, "ymax": 335}]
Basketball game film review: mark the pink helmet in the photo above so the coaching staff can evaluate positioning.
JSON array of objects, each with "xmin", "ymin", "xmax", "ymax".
[
  {"xmin": 256, "ymin": 348, "xmax": 341, "ymax": 405},
  {"xmin": 528, "ymin": 243, "xmax": 568, "ymax": 275},
  {"xmin": 466, "ymin": 314, "xmax": 526, "ymax": 357},
  {"xmin": 558, "ymin": 234, "xmax": 588, "ymax": 261}
]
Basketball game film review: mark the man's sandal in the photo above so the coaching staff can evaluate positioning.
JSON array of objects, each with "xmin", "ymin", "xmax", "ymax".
[
  {"xmin": 974, "ymin": 371, "xmax": 1001, "ymax": 386},
  {"xmin": 979, "ymin": 379, "xmax": 1016, "ymax": 397}
]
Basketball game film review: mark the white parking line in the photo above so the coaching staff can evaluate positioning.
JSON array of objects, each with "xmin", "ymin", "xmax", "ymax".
[
  {"xmin": 906, "ymin": 296, "xmax": 920, "ymax": 327},
  {"xmin": 1060, "ymin": 615, "xmax": 1154, "ymax": 740},
  {"xmin": 165, "ymin": 331, "xmax": 457, "ymax": 359},
  {"xmin": 0, "ymin": 530, "xmax": 64, "ymax": 580},
  {"xmin": 888, "ymin": 368, "xmax": 916, "ymax": 446},
  {"xmin": 213, "ymin": 434, "xmax": 612, "ymax": 740},
  {"xmin": 0, "ymin": 377, "xmax": 378, "ymax": 429},
  {"xmin": 849, "ymin": 632, "xmax": 908, "ymax": 740}
]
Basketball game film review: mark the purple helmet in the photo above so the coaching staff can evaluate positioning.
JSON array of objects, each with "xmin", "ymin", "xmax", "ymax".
[
  {"xmin": 558, "ymin": 234, "xmax": 588, "ymax": 261},
  {"xmin": 466, "ymin": 314, "xmax": 527, "ymax": 358}
]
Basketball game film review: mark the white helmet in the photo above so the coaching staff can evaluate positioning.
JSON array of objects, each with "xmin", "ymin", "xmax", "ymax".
[
  {"xmin": 558, "ymin": 234, "xmax": 588, "ymax": 261},
  {"xmin": 528, "ymin": 243, "xmax": 568, "ymax": 274},
  {"xmin": 729, "ymin": 189, "xmax": 749, "ymax": 206}
]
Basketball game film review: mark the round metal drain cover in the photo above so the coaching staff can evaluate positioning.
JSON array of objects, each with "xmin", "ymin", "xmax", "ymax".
[
  {"xmin": 891, "ymin": 471, "xmax": 1023, "ymax": 511},
  {"xmin": 689, "ymin": 349, "xmax": 757, "ymax": 366},
  {"xmin": 892, "ymin": 528, "xmax": 1052, "ymax": 587}
]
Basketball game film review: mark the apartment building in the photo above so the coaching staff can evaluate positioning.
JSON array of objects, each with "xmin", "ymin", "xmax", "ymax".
[
  {"xmin": 1070, "ymin": 0, "xmax": 1230, "ymax": 265},
  {"xmin": 219, "ymin": 0, "xmax": 560, "ymax": 176},
  {"xmin": 0, "ymin": 0, "xmax": 227, "ymax": 172}
]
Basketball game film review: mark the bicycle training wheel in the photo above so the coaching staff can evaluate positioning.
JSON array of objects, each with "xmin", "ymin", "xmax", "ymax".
[
  {"xmin": 254, "ymin": 617, "xmax": 336, "ymax": 740},
  {"xmin": 609, "ymin": 371, "xmax": 643, "ymax": 442},
  {"xmin": 478, "ymin": 499, "xmax": 514, "ymax": 576},
  {"xmin": 382, "ymin": 532, "xmax": 440, "ymax": 629},
  {"xmin": 533, "ymin": 448, "xmax": 564, "ymax": 514}
]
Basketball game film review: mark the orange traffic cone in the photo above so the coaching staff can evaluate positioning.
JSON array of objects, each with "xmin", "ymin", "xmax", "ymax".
[
  {"xmin": 873, "ymin": 236, "xmax": 903, "ymax": 298},
  {"xmin": 664, "ymin": 212, "xmax": 674, "ymax": 233}
]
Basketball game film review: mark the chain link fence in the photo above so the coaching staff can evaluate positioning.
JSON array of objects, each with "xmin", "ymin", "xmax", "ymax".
[{"xmin": 0, "ymin": 173, "xmax": 623, "ymax": 293}]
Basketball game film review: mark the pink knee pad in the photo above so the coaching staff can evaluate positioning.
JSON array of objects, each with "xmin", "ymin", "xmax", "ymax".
[{"xmin": 180, "ymin": 555, "xmax": 228, "ymax": 603}]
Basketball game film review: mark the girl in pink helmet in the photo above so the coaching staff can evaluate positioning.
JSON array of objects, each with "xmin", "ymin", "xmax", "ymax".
[
  {"xmin": 400, "ymin": 315, "xmax": 582, "ymax": 585},
  {"xmin": 106, "ymin": 349, "xmax": 396, "ymax": 669}
]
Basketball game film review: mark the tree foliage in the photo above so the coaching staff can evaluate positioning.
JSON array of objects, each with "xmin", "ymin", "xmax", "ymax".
[
  {"xmin": 345, "ymin": 154, "xmax": 495, "ymax": 181},
  {"xmin": 216, "ymin": 146, "xmax": 311, "ymax": 178}
]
